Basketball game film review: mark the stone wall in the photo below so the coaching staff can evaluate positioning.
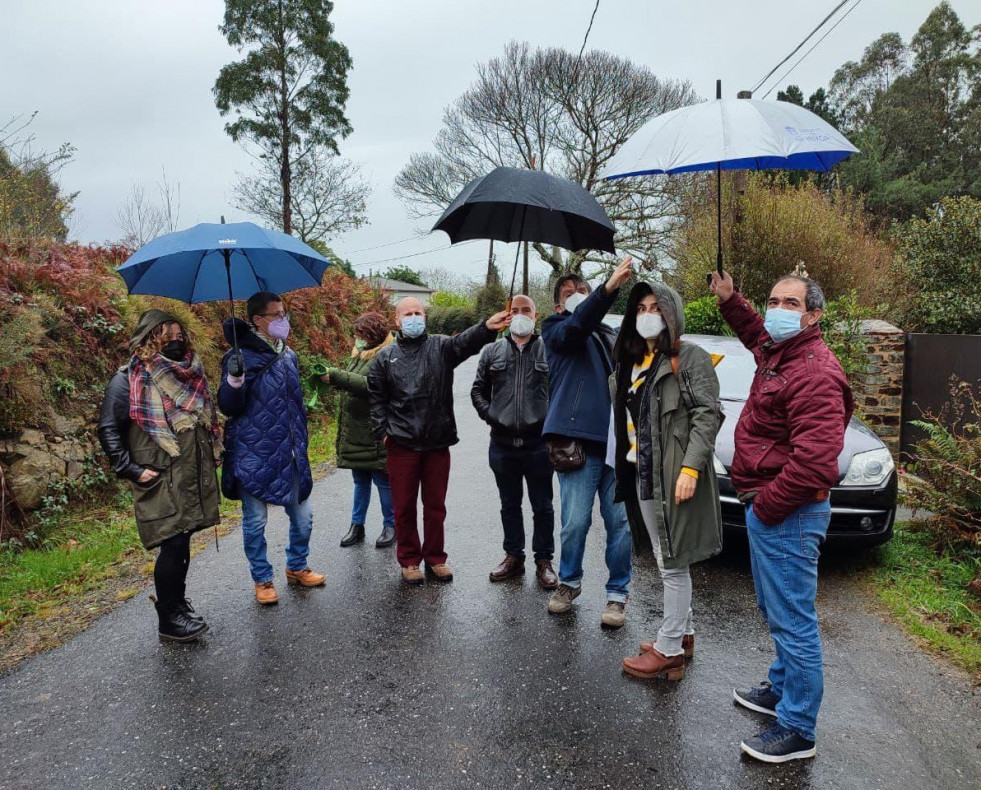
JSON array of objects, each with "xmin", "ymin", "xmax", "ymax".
[
  {"xmin": 850, "ymin": 319, "xmax": 905, "ymax": 457},
  {"xmin": 0, "ymin": 416, "xmax": 97, "ymax": 511}
]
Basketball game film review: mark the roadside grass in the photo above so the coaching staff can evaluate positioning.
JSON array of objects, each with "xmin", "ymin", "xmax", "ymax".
[
  {"xmin": 0, "ymin": 419, "xmax": 337, "ymax": 674},
  {"xmin": 869, "ymin": 525, "xmax": 981, "ymax": 678}
]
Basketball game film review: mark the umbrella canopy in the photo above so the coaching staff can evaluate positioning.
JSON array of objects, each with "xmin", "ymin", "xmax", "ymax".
[
  {"xmin": 599, "ymin": 90, "xmax": 859, "ymax": 277},
  {"xmin": 432, "ymin": 167, "xmax": 615, "ymax": 254},
  {"xmin": 117, "ymin": 221, "xmax": 331, "ymax": 303},
  {"xmin": 600, "ymin": 98, "xmax": 858, "ymax": 179}
]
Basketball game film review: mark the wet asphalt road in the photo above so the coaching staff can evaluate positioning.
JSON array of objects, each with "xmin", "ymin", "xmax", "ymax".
[{"xmin": 2, "ymin": 356, "xmax": 980, "ymax": 790}]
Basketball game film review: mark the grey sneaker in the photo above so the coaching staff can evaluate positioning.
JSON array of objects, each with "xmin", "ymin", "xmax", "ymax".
[
  {"xmin": 547, "ymin": 584, "xmax": 581, "ymax": 614},
  {"xmin": 601, "ymin": 599, "xmax": 628, "ymax": 628}
]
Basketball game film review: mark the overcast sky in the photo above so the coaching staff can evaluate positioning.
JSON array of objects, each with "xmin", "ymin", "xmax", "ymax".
[{"xmin": 1, "ymin": 0, "xmax": 974, "ymax": 282}]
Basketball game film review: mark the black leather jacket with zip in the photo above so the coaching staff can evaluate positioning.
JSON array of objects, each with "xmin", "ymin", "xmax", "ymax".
[{"xmin": 471, "ymin": 335, "xmax": 550, "ymax": 448}]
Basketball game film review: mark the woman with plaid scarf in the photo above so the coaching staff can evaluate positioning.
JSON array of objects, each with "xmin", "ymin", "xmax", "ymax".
[{"xmin": 98, "ymin": 309, "xmax": 221, "ymax": 642}]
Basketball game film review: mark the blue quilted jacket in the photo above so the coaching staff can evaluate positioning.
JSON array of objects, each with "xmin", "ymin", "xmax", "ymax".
[{"xmin": 217, "ymin": 319, "xmax": 313, "ymax": 506}]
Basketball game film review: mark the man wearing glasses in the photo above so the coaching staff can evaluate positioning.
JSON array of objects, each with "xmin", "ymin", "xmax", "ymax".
[{"xmin": 218, "ymin": 291, "xmax": 326, "ymax": 605}]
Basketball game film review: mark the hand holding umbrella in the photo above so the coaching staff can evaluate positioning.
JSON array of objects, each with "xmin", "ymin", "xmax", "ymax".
[{"xmin": 485, "ymin": 310, "xmax": 513, "ymax": 332}]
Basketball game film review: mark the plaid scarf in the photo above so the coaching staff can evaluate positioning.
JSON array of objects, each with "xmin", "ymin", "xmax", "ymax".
[{"xmin": 128, "ymin": 351, "xmax": 220, "ymax": 458}]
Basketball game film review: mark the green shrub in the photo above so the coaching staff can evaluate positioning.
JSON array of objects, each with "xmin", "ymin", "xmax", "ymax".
[
  {"xmin": 684, "ymin": 295, "xmax": 731, "ymax": 336},
  {"xmin": 427, "ymin": 305, "xmax": 479, "ymax": 335},
  {"xmin": 429, "ymin": 290, "xmax": 474, "ymax": 309},
  {"xmin": 891, "ymin": 195, "xmax": 981, "ymax": 334},
  {"xmin": 822, "ymin": 290, "xmax": 874, "ymax": 380}
]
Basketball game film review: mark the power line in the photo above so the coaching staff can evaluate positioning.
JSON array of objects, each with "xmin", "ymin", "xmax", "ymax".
[
  {"xmin": 342, "ymin": 235, "xmax": 426, "ymax": 254},
  {"xmin": 751, "ymin": 0, "xmax": 850, "ymax": 94},
  {"xmin": 760, "ymin": 0, "xmax": 865, "ymax": 99},
  {"xmin": 350, "ymin": 239, "xmax": 482, "ymax": 268},
  {"xmin": 577, "ymin": 0, "xmax": 601, "ymax": 60}
]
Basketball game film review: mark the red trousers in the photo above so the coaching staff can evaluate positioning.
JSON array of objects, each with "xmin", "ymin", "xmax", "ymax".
[{"xmin": 386, "ymin": 443, "xmax": 451, "ymax": 567}]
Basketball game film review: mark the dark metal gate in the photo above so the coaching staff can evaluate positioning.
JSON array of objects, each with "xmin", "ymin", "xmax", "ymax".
[{"xmin": 901, "ymin": 333, "xmax": 981, "ymax": 459}]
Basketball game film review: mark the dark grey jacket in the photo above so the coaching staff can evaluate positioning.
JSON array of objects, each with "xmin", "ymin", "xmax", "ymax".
[
  {"xmin": 471, "ymin": 335, "xmax": 550, "ymax": 447},
  {"xmin": 367, "ymin": 322, "xmax": 497, "ymax": 451}
]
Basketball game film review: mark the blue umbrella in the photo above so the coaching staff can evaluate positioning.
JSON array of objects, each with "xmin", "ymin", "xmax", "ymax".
[
  {"xmin": 600, "ymin": 81, "xmax": 859, "ymax": 276},
  {"xmin": 117, "ymin": 219, "xmax": 331, "ymax": 373}
]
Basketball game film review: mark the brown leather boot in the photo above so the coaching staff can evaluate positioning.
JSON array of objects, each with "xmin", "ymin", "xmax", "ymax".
[
  {"xmin": 255, "ymin": 581, "xmax": 279, "ymax": 605},
  {"xmin": 535, "ymin": 560, "xmax": 558, "ymax": 589},
  {"xmin": 640, "ymin": 634, "xmax": 695, "ymax": 659},
  {"xmin": 401, "ymin": 565, "xmax": 424, "ymax": 585},
  {"xmin": 285, "ymin": 568, "xmax": 326, "ymax": 587},
  {"xmin": 623, "ymin": 647, "xmax": 685, "ymax": 681},
  {"xmin": 426, "ymin": 563, "xmax": 454, "ymax": 583},
  {"xmin": 489, "ymin": 555, "xmax": 524, "ymax": 582}
]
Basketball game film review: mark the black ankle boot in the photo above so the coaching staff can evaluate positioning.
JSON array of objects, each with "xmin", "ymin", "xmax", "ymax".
[
  {"xmin": 153, "ymin": 597, "xmax": 209, "ymax": 642},
  {"xmin": 340, "ymin": 523, "xmax": 365, "ymax": 547},
  {"xmin": 375, "ymin": 526, "xmax": 396, "ymax": 548},
  {"xmin": 177, "ymin": 598, "xmax": 205, "ymax": 624}
]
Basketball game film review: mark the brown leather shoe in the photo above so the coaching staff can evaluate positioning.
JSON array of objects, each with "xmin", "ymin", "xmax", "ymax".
[
  {"xmin": 426, "ymin": 563, "xmax": 454, "ymax": 583},
  {"xmin": 255, "ymin": 581, "xmax": 278, "ymax": 605},
  {"xmin": 535, "ymin": 560, "xmax": 558, "ymax": 589},
  {"xmin": 285, "ymin": 567, "xmax": 326, "ymax": 587},
  {"xmin": 489, "ymin": 555, "xmax": 524, "ymax": 582},
  {"xmin": 401, "ymin": 565, "xmax": 424, "ymax": 585},
  {"xmin": 623, "ymin": 647, "xmax": 685, "ymax": 680},
  {"xmin": 640, "ymin": 634, "xmax": 694, "ymax": 659}
]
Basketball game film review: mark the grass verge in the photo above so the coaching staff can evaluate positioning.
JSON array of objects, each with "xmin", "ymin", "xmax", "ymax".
[
  {"xmin": 0, "ymin": 417, "xmax": 337, "ymax": 675},
  {"xmin": 868, "ymin": 524, "xmax": 981, "ymax": 679}
]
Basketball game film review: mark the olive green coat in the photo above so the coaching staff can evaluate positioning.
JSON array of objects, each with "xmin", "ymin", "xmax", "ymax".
[
  {"xmin": 330, "ymin": 334, "xmax": 393, "ymax": 471},
  {"xmin": 611, "ymin": 281, "xmax": 723, "ymax": 569},
  {"xmin": 127, "ymin": 421, "xmax": 220, "ymax": 549}
]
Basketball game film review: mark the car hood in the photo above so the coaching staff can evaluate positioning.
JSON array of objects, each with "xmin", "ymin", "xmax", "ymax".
[{"xmin": 714, "ymin": 399, "xmax": 887, "ymax": 481}]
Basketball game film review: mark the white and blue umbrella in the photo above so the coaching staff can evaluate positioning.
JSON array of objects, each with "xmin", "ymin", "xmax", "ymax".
[{"xmin": 600, "ymin": 83, "xmax": 859, "ymax": 275}]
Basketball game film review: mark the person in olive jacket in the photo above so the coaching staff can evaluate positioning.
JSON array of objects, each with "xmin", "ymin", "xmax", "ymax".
[
  {"xmin": 470, "ymin": 294, "xmax": 557, "ymax": 590},
  {"xmin": 367, "ymin": 296, "xmax": 510, "ymax": 585},
  {"xmin": 97, "ymin": 309, "xmax": 220, "ymax": 643},
  {"xmin": 321, "ymin": 311, "xmax": 397, "ymax": 549},
  {"xmin": 610, "ymin": 281, "xmax": 723, "ymax": 683}
]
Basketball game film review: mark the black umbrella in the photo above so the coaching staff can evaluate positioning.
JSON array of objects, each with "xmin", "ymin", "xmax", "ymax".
[{"xmin": 432, "ymin": 166, "xmax": 615, "ymax": 300}]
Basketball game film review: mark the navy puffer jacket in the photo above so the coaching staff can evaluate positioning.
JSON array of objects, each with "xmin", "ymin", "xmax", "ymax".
[{"xmin": 217, "ymin": 319, "xmax": 313, "ymax": 506}]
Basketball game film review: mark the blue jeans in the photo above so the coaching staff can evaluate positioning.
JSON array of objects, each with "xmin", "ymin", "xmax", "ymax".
[
  {"xmin": 746, "ymin": 499, "xmax": 830, "ymax": 742},
  {"xmin": 351, "ymin": 469, "xmax": 394, "ymax": 528},
  {"xmin": 556, "ymin": 454, "xmax": 632, "ymax": 602},
  {"xmin": 241, "ymin": 488, "xmax": 314, "ymax": 584}
]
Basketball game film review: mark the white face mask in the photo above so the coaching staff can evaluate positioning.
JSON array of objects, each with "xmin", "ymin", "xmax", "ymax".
[
  {"xmin": 510, "ymin": 314, "xmax": 535, "ymax": 337},
  {"xmin": 563, "ymin": 292, "xmax": 587, "ymax": 313},
  {"xmin": 636, "ymin": 312, "xmax": 665, "ymax": 340}
]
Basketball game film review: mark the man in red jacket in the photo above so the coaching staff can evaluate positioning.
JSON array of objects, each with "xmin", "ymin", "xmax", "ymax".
[{"xmin": 711, "ymin": 270, "xmax": 853, "ymax": 764}]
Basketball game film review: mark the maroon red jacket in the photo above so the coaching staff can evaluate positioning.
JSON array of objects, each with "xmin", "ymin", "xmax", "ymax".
[{"xmin": 719, "ymin": 291, "xmax": 854, "ymax": 525}]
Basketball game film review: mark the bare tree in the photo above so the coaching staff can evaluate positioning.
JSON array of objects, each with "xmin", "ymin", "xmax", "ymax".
[
  {"xmin": 114, "ymin": 168, "xmax": 182, "ymax": 247},
  {"xmin": 116, "ymin": 183, "xmax": 166, "ymax": 248},
  {"xmin": 232, "ymin": 146, "xmax": 370, "ymax": 243},
  {"xmin": 395, "ymin": 42, "xmax": 698, "ymax": 276}
]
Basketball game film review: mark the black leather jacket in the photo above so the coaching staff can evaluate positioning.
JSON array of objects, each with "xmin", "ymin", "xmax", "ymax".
[
  {"xmin": 471, "ymin": 335, "xmax": 550, "ymax": 447},
  {"xmin": 97, "ymin": 369, "xmax": 144, "ymax": 482},
  {"xmin": 367, "ymin": 322, "xmax": 497, "ymax": 452}
]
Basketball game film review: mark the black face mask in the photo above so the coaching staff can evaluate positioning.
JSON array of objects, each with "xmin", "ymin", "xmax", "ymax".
[{"xmin": 161, "ymin": 340, "xmax": 187, "ymax": 361}]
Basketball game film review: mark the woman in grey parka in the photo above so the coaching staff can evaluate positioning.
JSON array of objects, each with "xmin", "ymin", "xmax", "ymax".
[{"xmin": 611, "ymin": 280, "xmax": 723, "ymax": 681}]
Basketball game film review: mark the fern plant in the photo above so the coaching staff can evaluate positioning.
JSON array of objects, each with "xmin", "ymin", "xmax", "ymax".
[{"xmin": 902, "ymin": 382, "xmax": 981, "ymax": 559}]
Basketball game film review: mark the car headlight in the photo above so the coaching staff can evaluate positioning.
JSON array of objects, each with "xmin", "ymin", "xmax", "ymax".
[
  {"xmin": 841, "ymin": 448, "xmax": 894, "ymax": 487},
  {"xmin": 713, "ymin": 455, "xmax": 728, "ymax": 475}
]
